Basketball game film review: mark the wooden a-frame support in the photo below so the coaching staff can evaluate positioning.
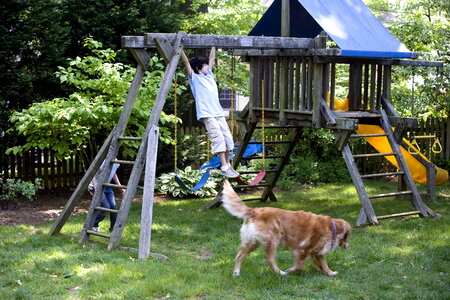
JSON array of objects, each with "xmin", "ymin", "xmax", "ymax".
[{"xmin": 49, "ymin": 32, "xmax": 186, "ymax": 259}]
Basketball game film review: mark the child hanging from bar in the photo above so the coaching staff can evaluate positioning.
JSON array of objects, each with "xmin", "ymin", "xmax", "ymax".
[{"xmin": 180, "ymin": 47, "xmax": 239, "ymax": 178}]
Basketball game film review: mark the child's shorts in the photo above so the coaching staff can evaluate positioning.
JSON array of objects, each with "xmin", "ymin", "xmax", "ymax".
[{"xmin": 202, "ymin": 117, "xmax": 234, "ymax": 155}]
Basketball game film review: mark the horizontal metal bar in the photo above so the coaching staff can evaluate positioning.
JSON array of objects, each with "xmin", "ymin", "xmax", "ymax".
[
  {"xmin": 369, "ymin": 191, "xmax": 412, "ymax": 199},
  {"xmin": 412, "ymin": 135, "xmax": 436, "ymax": 139}
]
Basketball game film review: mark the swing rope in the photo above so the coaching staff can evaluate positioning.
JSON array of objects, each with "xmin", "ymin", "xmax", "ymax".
[{"xmin": 172, "ymin": 78, "xmax": 211, "ymax": 191}]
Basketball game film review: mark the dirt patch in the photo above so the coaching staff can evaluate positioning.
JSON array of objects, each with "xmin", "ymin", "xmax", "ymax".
[{"xmin": 0, "ymin": 190, "xmax": 168, "ymax": 226}]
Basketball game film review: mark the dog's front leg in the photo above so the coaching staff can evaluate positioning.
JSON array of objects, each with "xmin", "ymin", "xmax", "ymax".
[
  {"xmin": 311, "ymin": 254, "xmax": 338, "ymax": 276},
  {"xmin": 264, "ymin": 242, "xmax": 286, "ymax": 275}
]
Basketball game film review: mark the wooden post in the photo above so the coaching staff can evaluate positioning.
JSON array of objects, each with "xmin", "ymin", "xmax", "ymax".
[
  {"xmin": 139, "ymin": 125, "xmax": 159, "ymax": 259},
  {"xmin": 312, "ymin": 33, "xmax": 326, "ymax": 128},
  {"xmin": 446, "ymin": 118, "xmax": 450, "ymax": 160},
  {"xmin": 281, "ymin": 0, "xmax": 290, "ymax": 37},
  {"xmin": 426, "ymin": 162, "xmax": 436, "ymax": 201}
]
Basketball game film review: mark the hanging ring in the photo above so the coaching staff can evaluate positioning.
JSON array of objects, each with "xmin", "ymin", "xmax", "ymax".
[
  {"xmin": 408, "ymin": 138, "xmax": 420, "ymax": 154},
  {"xmin": 432, "ymin": 138, "xmax": 442, "ymax": 154}
]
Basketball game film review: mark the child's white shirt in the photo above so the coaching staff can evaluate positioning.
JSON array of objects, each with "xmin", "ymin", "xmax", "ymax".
[{"xmin": 188, "ymin": 70, "xmax": 225, "ymax": 120}]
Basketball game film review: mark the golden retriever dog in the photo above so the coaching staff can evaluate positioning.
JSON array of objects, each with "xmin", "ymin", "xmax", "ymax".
[{"xmin": 221, "ymin": 180, "xmax": 351, "ymax": 277}]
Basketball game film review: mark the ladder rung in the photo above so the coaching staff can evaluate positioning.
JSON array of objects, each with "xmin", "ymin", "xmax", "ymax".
[
  {"xmin": 360, "ymin": 171, "xmax": 405, "ymax": 179},
  {"xmin": 238, "ymin": 170, "xmax": 276, "ymax": 174},
  {"xmin": 377, "ymin": 211, "xmax": 421, "ymax": 220},
  {"xmin": 243, "ymin": 155, "xmax": 284, "ymax": 160},
  {"xmin": 103, "ymin": 183, "xmax": 128, "ymax": 189},
  {"xmin": 118, "ymin": 136, "xmax": 143, "ymax": 141},
  {"xmin": 353, "ymin": 152, "xmax": 396, "ymax": 158},
  {"xmin": 235, "ymin": 183, "xmax": 269, "ymax": 189},
  {"xmin": 351, "ymin": 133, "xmax": 388, "ymax": 138},
  {"xmin": 256, "ymin": 125, "xmax": 297, "ymax": 129},
  {"xmin": 248, "ymin": 141, "xmax": 291, "ymax": 144},
  {"xmin": 111, "ymin": 159, "xmax": 135, "ymax": 165},
  {"xmin": 86, "ymin": 230, "xmax": 111, "ymax": 238},
  {"xmin": 243, "ymin": 197, "xmax": 263, "ymax": 202},
  {"xmin": 369, "ymin": 191, "xmax": 412, "ymax": 199},
  {"xmin": 94, "ymin": 206, "xmax": 119, "ymax": 214}
]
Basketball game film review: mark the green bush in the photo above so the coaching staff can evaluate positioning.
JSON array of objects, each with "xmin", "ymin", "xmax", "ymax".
[
  {"xmin": 0, "ymin": 178, "xmax": 42, "ymax": 209},
  {"xmin": 156, "ymin": 166, "xmax": 221, "ymax": 198}
]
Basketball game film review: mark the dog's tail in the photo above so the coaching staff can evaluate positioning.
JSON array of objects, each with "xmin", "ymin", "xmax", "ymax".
[{"xmin": 221, "ymin": 180, "xmax": 252, "ymax": 219}]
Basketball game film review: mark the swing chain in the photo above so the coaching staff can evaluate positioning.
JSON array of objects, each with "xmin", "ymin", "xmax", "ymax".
[{"xmin": 174, "ymin": 80, "xmax": 178, "ymax": 170}]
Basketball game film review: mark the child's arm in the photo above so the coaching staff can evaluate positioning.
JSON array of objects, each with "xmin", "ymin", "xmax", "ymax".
[
  {"xmin": 209, "ymin": 47, "xmax": 216, "ymax": 71},
  {"xmin": 180, "ymin": 50, "xmax": 192, "ymax": 77},
  {"xmin": 112, "ymin": 173, "xmax": 126, "ymax": 196}
]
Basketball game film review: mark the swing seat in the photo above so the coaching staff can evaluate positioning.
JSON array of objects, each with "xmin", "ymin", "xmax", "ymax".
[
  {"xmin": 174, "ymin": 170, "xmax": 211, "ymax": 191},
  {"xmin": 233, "ymin": 170, "xmax": 266, "ymax": 186}
]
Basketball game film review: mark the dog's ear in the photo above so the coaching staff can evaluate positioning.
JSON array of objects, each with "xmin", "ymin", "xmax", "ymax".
[{"xmin": 336, "ymin": 220, "xmax": 351, "ymax": 249}]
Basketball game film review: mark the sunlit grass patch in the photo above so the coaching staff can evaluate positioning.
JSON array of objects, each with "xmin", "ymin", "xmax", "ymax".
[{"xmin": 0, "ymin": 181, "xmax": 448, "ymax": 299}]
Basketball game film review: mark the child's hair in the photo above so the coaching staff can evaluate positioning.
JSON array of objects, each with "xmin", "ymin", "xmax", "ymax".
[{"xmin": 189, "ymin": 57, "xmax": 209, "ymax": 74}]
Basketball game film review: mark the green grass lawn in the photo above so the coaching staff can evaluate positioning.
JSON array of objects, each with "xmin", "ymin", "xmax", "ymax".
[{"xmin": 1, "ymin": 181, "xmax": 449, "ymax": 299}]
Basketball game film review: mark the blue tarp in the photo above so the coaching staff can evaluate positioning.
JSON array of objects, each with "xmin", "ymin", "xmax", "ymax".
[{"xmin": 249, "ymin": 0, "xmax": 413, "ymax": 58}]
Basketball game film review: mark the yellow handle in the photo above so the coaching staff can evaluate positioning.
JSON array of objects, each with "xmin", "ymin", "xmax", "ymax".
[
  {"xmin": 432, "ymin": 138, "xmax": 443, "ymax": 154},
  {"xmin": 408, "ymin": 138, "xmax": 420, "ymax": 154}
]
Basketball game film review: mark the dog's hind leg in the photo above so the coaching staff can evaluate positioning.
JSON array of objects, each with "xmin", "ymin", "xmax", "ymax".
[
  {"xmin": 284, "ymin": 249, "xmax": 307, "ymax": 275},
  {"xmin": 311, "ymin": 254, "xmax": 338, "ymax": 276},
  {"xmin": 233, "ymin": 243, "xmax": 258, "ymax": 277}
]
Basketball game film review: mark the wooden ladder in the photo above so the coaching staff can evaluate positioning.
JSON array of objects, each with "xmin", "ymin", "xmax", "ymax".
[
  {"xmin": 49, "ymin": 32, "xmax": 186, "ymax": 259},
  {"xmin": 342, "ymin": 110, "xmax": 436, "ymax": 226},
  {"xmin": 205, "ymin": 123, "xmax": 303, "ymax": 208}
]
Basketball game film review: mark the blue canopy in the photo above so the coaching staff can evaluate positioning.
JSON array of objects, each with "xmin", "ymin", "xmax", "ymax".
[{"xmin": 249, "ymin": 0, "xmax": 414, "ymax": 58}]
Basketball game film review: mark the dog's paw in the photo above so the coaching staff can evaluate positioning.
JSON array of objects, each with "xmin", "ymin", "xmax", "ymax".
[
  {"xmin": 326, "ymin": 271, "xmax": 338, "ymax": 276},
  {"xmin": 232, "ymin": 270, "xmax": 241, "ymax": 277}
]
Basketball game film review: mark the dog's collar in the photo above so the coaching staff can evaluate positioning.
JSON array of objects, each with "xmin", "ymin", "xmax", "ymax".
[{"xmin": 331, "ymin": 220, "xmax": 337, "ymax": 249}]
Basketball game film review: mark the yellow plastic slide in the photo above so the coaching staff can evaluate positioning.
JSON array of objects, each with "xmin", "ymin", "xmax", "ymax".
[{"xmin": 332, "ymin": 97, "xmax": 448, "ymax": 185}]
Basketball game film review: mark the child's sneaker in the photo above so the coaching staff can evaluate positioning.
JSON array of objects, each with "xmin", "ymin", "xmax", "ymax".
[
  {"xmin": 222, "ymin": 166, "xmax": 239, "ymax": 178},
  {"xmin": 229, "ymin": 167, "xmax": 240, "ymax": 178}
]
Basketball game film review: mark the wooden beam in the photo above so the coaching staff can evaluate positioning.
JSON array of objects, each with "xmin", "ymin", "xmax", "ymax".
[
  {"xmin": 315, "ymin": 56, "xmax": 444, "ymax": 67},
  {"xmin": 232, "ymin": 49, "xmax": 310, "ymax": 57},
  {"xmin": 121, "ymin": 33, "xmax": 314, "ymax": 49}
]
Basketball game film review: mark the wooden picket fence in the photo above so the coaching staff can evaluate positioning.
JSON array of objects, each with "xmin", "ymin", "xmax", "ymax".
[
  {"xmin": 1, "ymin": 118, "xmax": 448, "ymax": 190},
  {"xmin": 0, "ymin": 147, "xmax": 84, "ymax": 190}
]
